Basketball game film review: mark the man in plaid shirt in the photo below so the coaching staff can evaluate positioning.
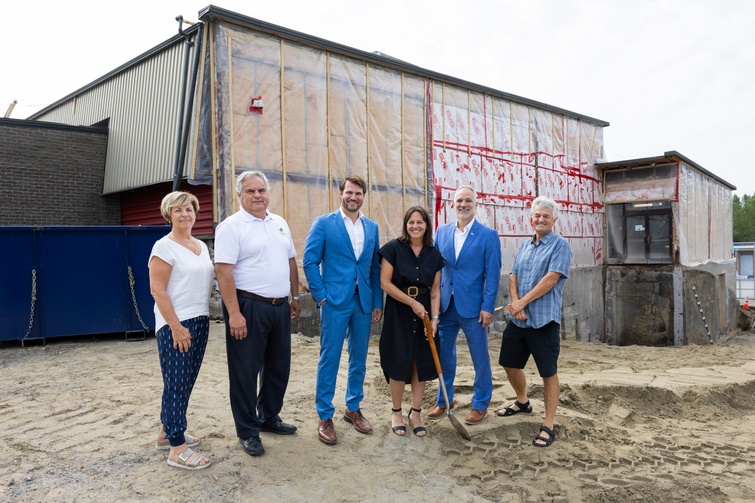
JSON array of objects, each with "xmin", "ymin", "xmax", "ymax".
[{"xmin": 496, "ymin": 196, "xmax": 572, "ymax": 448}]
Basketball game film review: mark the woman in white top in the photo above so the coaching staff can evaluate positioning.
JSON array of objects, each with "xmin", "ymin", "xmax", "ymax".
[{"xmin": 149, "ymin": 191, "xmax": 214, "ymax": 470}]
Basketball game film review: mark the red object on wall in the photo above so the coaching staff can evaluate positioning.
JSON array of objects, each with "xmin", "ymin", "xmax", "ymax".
[
  {"xmin": 121, "ymin": 182, "xmax": 214, "ymax": 236},
  {"xmin": 249, "ymin": 96, "xmax": 264, "ymax": 115}
]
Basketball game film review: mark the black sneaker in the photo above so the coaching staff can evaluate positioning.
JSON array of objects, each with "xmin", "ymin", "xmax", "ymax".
[
  {"xmin": 240, "ymin": 436, "xmax": 265, "ymax": 456},
  {"xmin": 260, "ymin": 420, "xmax": 297, "ymax": 435}
]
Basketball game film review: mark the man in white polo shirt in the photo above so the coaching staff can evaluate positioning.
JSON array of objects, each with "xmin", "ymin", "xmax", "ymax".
[{"xmin": 215, "ymin": 170, "xmax": 301, "ymax": 457}]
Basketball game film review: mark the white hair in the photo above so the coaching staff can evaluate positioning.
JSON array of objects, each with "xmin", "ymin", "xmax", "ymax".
[
  {"xmin": 236, "ymin": 170, "xmax": 270, "ymax": 194},
  {"xmin": 454, "ymin": 185, "xmax": 477, "ymax": 199},
  {"xmin": 531, "ymin": 196, "xmax": 559, "ymax": 219}
]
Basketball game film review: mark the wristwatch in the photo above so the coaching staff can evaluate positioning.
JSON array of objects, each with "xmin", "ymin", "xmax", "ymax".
[{"xmin": 291, "ymin": 296, "xmax": 300, "ymax": 301}]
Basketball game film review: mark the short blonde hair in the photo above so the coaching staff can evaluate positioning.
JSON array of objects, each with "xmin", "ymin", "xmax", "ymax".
[{"xmin": 160, "ymin": 191, "xmax": 199, "ymax": 226}]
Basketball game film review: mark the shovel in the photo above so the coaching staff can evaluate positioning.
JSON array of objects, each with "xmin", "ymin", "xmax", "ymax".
[{"xmin": 423, "ymin": 314, "xmax": 472, "ymax": 441}]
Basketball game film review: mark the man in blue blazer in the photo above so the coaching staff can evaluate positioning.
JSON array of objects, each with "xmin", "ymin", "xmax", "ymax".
[
  {"xmin": 303, "ymin": 175, "xmax": 383, "ymax": 445},
  {"xmin": 428, "ymin": 185, "xmax": 502, "ymax": 425}
]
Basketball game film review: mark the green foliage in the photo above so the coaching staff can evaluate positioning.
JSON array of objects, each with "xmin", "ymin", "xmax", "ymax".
[{"xmin": 733, "ymin": 194, "xmax": 755, "ymax": 242}]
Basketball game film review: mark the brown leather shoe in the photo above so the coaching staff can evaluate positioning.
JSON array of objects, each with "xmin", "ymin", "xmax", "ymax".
[
  {"xmin": 318, "ymin": 419, "xmax": 337, "ymax": 445},
  {"xmin": 464, "ymin": 409, "xmax": 488, "ymax": 425},
  {"xmin": 343, "ymin": 409, "xmax": 372, "ymax": 434},
  {"xmin": 427, "ymin": 402, "xmax": 454, "ymax": 420}
]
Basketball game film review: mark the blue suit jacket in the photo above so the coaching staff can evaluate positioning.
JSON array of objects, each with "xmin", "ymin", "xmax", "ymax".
[
  {"xmin": 436, "ymin": 219, "xmax": 502, "ymax": 318},
  {"xmin": 303, "ymin": 210, "xmax": 383, "ymax": 313}
]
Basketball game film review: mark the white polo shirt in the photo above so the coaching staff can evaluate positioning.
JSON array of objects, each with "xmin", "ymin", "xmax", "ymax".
[{"xmin": 214, "ymin": 208, "xmax": 296, "ymax": 298}]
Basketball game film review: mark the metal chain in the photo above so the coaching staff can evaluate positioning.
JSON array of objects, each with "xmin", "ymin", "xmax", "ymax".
[
  {"xmin": 22, "ymin": 269, "xmax": 37, "ymax": 341},
  {"xmin": 128, "ymin": 266, "xmax": 151, "ymax": 332},
  {"xmin": 691, "ymin": 285, "xmax": 713, "ymax": 344}
]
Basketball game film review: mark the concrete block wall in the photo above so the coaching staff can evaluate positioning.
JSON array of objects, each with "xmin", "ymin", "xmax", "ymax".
[
  {"xmin": 562, "ymin": 266, "xmax": 605, "ymax": 342},
  {"xmin": 0, "ymin": 119, "xmax": 120, "ymax": 226}
]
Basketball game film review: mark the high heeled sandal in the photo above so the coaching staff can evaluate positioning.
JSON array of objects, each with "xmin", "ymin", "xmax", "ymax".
[
  {"xmin": 391, "ymin": 407, "xmax": 406, "ymax": 436},
  {"xmin": 408, "ymin": 407, "xmax": 427, "ymax": 437}
]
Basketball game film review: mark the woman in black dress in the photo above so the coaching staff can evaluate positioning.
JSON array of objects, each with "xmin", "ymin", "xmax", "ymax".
[{"xmin": 379, "ymin": 206, "xmax": 443, "ymax": 437}]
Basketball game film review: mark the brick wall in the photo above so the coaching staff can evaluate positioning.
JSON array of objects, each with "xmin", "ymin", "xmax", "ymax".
[{"xmin": 0, "ymin": 118, "xmax": 121, "ymax": 225}]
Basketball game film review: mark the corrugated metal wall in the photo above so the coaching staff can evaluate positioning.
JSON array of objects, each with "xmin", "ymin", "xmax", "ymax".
[
  {"xmin": 33, "ymin": 35, "xmax": 199, "ymax": 195},
  {"xmin": 121, "ymin": 182, "xmax": 213, "ymax": 236}
]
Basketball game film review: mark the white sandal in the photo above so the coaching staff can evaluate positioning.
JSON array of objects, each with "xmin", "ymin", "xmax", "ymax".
[{"xmin": 166, "ymin": 447, "xmax": 211, "ymax": 471}]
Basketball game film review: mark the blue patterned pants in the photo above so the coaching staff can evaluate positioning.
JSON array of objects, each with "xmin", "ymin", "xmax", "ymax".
[{"xmin": 156, "ymin": 316, "xmax": 209, "ymax": 447}]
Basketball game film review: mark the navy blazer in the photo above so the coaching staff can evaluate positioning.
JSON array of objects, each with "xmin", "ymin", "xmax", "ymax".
[{"xmin": 435, "ymin": 219, "xmax": 502, "ymax": 318}]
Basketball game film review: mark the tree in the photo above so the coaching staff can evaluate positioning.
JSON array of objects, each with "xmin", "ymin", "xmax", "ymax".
[{"xmin": 733, "ymin": 194, "xmax": 755, "ymax": 242}]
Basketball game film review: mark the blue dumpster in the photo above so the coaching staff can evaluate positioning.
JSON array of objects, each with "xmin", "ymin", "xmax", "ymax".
[{"xmin": 1, "ymin": 226, "xmax": 169, "ymax": 343}]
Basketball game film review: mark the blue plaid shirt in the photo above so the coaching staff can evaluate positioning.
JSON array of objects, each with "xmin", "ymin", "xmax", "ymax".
[{"xmin": 510, "ymin": 231, "xmax": 572, "ymax": 329}]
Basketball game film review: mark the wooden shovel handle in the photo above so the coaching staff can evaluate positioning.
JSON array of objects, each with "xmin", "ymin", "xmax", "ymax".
[{"xmin": 423, "ymin": 314, "xmax": 443, "ymax": 374}]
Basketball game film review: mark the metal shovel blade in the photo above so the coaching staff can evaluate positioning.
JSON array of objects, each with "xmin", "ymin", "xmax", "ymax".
[{"xmin": 424, "ymin": 314, "xmax": 472, "ymax": 441}]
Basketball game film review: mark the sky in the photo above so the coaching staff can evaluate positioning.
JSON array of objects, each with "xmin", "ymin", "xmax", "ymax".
[{"xmin": 4, "ymin": 0, "xmax": 753, "ymax": 195}]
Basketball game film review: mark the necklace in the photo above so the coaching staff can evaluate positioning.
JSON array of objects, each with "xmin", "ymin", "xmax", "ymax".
[{"xmin": 169, "ymin": 233, "xmax": 201, "ymax": 255}]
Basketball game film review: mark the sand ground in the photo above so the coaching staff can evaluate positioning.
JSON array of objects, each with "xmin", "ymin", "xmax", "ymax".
[{"xmin": 1, "ymin": 322, "xmax": 755, "ymax": 503}]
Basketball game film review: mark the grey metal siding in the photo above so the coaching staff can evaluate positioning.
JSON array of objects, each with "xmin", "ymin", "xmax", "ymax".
[{"xmin": 33, "ymin": 37, "xmax": 198, "ymax": 194}]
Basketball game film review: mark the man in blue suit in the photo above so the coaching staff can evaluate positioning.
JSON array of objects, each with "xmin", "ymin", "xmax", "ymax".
[
  {"xmin": 428, "ymin": 185, "xmax": 502, "ymax": 425},
  {"xmin": 303, "ymin": 175, "xmax": 383, "ymax": 445}
]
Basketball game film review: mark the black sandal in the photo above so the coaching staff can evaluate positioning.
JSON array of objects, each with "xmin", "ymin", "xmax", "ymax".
[
  {"xmin": 532, "ymin": 425, "xmax": 556, "ymax": 447},
  {"xmin": 391, "ymin": 407, "xmax": 406, "ymax": 436},
  {"xmin": 496, "ymin": 400, "xmax": 533, "ymax": 417},
  {"xmin": 408, "ymin": 407, "xmax": 427, "ymax": 437}
]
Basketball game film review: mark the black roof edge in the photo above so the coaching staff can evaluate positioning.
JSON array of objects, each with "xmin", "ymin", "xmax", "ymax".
[
  {"xmin": 28, "ymin": 24, "xmax": 202, "ymax": 120},
  {"xmin": 198, "ymin": 4, "xmax": 610, "ymax": 127},
  {"xmin": 595, "ymin": 150, "xmax": 736, "ymax": 191},
  {"xmin": 0, "ymin": 117, "xmax": 108, "ymax": 133}
]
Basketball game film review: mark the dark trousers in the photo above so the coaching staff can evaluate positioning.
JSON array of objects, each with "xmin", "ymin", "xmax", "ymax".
[{"xmin": 223, "ymin": 295, "xmax": 291, "ymax": 439}]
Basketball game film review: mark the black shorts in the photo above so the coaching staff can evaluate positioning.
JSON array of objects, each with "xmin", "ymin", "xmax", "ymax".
[{"xmin": 499, "ymin": 320, "xmax": 560, "ymax": 378}]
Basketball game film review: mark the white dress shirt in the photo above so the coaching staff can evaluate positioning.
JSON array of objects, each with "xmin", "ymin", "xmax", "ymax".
[
  {"xmin": 454, "ymin": 217, "xmax": 475, "ymax": 260},
  {"xmin": 340, "ymin": 207, "xmax": 365, "ymax": 259}
]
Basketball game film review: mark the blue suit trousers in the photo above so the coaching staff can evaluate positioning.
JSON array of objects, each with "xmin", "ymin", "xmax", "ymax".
[
  {"xmin": 436, "ymin": 297, "xmax": 492, "ymax": 410},
  {"xmin": 315, "ymin": 293, "xmax": 372, "ymax": 420}
]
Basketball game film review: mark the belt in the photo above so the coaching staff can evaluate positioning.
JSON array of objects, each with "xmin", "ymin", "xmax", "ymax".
[
  {"xmin": 402, "ymin": 286, "xmax": 428, "ymax": 297},
  {"xmin": 236, "ymin": 289, "xmax": 286, "ymax": 305}
]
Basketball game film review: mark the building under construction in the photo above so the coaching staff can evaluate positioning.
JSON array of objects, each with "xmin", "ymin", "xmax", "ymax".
[{"xmin": 13, "ymin": 5, "xmax": 736, "ymax": 345}]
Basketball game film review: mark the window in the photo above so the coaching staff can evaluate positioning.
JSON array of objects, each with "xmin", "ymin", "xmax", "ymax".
[{"xmin": 607, "ymin": 200, "xmax": 672, "ymax": 264}]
